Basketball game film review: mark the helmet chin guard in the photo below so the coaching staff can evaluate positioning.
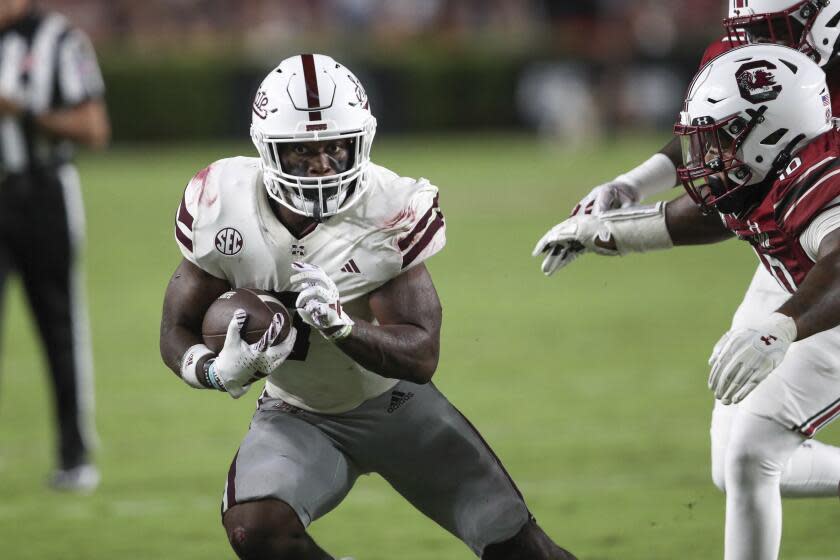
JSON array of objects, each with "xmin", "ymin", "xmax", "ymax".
[{"xmin": 250, "ymin": 54, "xmax": 377, "ymax": 220}]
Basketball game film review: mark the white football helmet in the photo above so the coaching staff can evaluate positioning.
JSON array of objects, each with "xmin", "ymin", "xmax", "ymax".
[
  {"xmin": 725, "ymin": 0, "xmax": 840, "ymax": 66},
  {"xmin": 250, "ymin": 54, "xmax": 377, "ymax": 220},
  {"xmin": 674, "ymin": 44, "xmax": 832, "ymax": 213}
]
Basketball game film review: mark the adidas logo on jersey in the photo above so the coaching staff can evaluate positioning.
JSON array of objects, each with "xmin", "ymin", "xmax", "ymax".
[
  {"xmin": 387, "ymin": 390, "xmax": 414, "ymax": 413},
  {"xmin": 341, "ymin": 259, "xmax": 361, "ymax": 273}
]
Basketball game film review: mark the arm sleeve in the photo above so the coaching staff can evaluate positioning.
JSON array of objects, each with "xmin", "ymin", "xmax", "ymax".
[
  {"xmin": 387, "ymin": 180, "xmax": 446, "ymax": 271},
  {"xmin": 799, "ymin": 196, "xmax": 840, "ymax": 261},
  {"xmin": 55, "ymin": 29, "xmax": 105, "ymax": 107}
]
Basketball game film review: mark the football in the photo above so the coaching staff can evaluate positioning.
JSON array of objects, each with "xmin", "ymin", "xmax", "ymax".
[{"xmin": 202, "ymin": 288, "xmax": 292, "ymax": 353}]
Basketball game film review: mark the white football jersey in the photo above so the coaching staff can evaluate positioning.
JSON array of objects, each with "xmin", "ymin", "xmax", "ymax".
[{"xmin": 174, "ymin": 157, "xmax": 446, "ymax": 413}]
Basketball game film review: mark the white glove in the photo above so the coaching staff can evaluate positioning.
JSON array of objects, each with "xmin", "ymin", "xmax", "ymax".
[
  {"xmin": 531, "ymin": 214, "xmax": 618, "ymax": 276},
  {"xmin": 208, "ymin": 309, "xmax": 297, "ymax": 398},
  {"xmin": 707, "ymin": 313, "xmax": 797, "ymax": 405},
  {"xmin": 572, "ymin": 180, "xmax": 640, "ymax": 216},
  {"xmin": 290, "ymin": 261, "xmax": 354, "ymax": 341}
]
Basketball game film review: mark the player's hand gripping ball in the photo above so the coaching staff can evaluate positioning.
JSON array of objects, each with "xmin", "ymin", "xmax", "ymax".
[
  {"xmin": 201, "ymin": 288, "xmax": 296, "ymax": 398},
  {"xmin": 202, "ymin": 288, "xmax": 291, "ymax": 352}
]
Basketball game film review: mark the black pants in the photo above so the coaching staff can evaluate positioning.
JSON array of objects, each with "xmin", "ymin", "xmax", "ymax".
[{"xmin": 0, "ymin": 167, "xmax": 94, "ymax": 469}]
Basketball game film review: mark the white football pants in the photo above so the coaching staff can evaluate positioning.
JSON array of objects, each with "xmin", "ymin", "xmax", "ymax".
[{"xmin": 710, "ymin": 265, "xmax": 840, "ymax": 560}]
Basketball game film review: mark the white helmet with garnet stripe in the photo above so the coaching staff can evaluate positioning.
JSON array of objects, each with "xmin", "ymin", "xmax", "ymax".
[{"xmin": 250, "ymin": 54, "xmax": 377, "ymax": 221}]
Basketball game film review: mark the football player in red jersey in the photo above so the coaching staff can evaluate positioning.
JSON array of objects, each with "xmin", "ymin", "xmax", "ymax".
[
  {"xmin": 540, "ymin": 2, "xmax": 840, "ymax": 557},
  {"xmin": 535, "ymin": 44, "xmax": 840, "ymax": 560}
]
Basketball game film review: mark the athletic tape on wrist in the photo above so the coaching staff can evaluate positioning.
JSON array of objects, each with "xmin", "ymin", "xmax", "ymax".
[
  {"xmin": 614, "ymin": 153, "xmax": 677, "ymax": 200},
  {"xmin": 180, "ymin": 344, "xmax": 214, "ymax": 389},
  {"xmin": 601, "ymin": 201, "xmax": 673, "ymax": 254}
]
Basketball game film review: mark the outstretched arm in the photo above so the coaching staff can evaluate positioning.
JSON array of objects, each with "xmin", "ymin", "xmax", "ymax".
[
  {"xmin": 572, "ymin": 136, "xmax": 682, "ymax": 216},
  {"xmin": 665, "ymin": 192, "xmax": 734, "ymax": 245},
  {"xmin": 533, "ymin": 192, "xmax": 733, "ymax": 275}
]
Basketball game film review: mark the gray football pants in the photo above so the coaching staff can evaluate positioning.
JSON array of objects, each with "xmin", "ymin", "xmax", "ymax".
[{"xmin": 222, "ymin": 381, "xmax": 531, "ymax": 556}]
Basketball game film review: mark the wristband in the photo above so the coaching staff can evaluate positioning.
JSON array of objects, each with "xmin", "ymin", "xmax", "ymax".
[
  {"xmin": 601, "ymin": 201, "xmax": 673, "ymax": 254},
  {"xmin": 614, "ymin": 153, "xmax": 677, "ymax": 200},
  {"xmin": 204, "ymin": 359, "xmax": 227, "ymax": 392},
  {"xmin": 180, "ymin": 344, "xmax": 214, "ymax": 389}
]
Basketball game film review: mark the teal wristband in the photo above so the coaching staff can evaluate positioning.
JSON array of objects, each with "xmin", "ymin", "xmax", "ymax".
[{"xmin": 204, "ymin": 359, "xmax": 225, "ymax": 391}]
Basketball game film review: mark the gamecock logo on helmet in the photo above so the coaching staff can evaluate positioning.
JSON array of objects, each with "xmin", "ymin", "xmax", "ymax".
[{"xmin": 737, "ymin": 61, "xmax": 783, "ymax": 104}]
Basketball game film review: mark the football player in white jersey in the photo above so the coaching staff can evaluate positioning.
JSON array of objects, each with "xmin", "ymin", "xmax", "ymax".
[{"xmin": 160, "ymin": 54, "xmax": 577, "ymax": 560}]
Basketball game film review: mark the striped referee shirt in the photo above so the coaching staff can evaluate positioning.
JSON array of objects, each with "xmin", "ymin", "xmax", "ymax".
[{"xmin": 0, "ymin": 9, "xmax": 104, "ymax": 173}]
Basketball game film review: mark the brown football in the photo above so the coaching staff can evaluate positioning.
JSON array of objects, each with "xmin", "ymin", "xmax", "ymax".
[{"xmin": 202, "ymin": 288, "xmax": 292, "ymax": 353}]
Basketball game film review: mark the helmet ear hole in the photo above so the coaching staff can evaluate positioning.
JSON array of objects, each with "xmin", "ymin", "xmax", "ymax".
[{"xmin": 760, "ymin": 128, "xmax": 790, "ymax": 145}]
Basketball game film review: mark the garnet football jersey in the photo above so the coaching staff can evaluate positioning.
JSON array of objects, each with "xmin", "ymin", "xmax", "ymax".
[
  {"xmin": 174, "ymin": 157, "xmax": 446, "ymax": 413},
  {"xmin": 721, "ymin": 128, "xmax": 840, "ymax": 293}
]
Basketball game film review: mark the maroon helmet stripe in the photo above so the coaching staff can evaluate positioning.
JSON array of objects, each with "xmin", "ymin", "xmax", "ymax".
[
  {"xmin": 177, "ymin": 199, "xmax": 194, "ymax": 231},
  {"xmin": 301, "ymin": 54, "xmax": 322, "ymax": 121},
  {"xmin": 398, "ymin": 194, "xmax": 440, "ymax": 251},
  {"xmin": 175, "ymin": 223, "xmax": 193, "ymax": 252},
  {"xmin": 402, "ymin": 213, "xmax": 444, "ymax": 269}
]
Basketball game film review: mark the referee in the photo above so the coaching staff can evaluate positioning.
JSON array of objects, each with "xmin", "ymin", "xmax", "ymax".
[{"xmin": 0, "ymin": 0, "xmax": 109, "ymax": 491}]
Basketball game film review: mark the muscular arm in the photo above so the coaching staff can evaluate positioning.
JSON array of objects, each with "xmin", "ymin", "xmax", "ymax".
[
  {"xmin": 333, "ymin": 264, "xmax": 441, "ymax": 384},
  {"xmin": 777, "ymin": 229, "xmax": 840, "ymax": 340},
  {"xmin": 665, "ymin": 193, "xmax": 734, "ymax": 245},
  {"xmin": 159, "ymin": 259, "xmax": 230, "ymax": 378}
]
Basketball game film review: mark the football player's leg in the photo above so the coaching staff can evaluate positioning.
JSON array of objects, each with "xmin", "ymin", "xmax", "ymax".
[
  {"xmin": 711, "ymin": 400, "xmax": 840, "ymax": 497},
  {"xmin": 222, "ymin": 399, "xmax": 359, "ymax": 560},
  {"xmin": 723, "ymin": 411, "xmax": 802, "ymax": 560},
  {"xmin": 482, "ymin": 519, "xmax": 577, "ymax": 560},
  {"xmin": 357, "ymin": 381, "xmax": 576, "ymax": 558},
  {"xmin": 20, "ymin": 177, "xmax": 95, "ymax": 471},
  {"xmin": 714, "ymin": 266, "xmax": 840, "ymax": 498}
]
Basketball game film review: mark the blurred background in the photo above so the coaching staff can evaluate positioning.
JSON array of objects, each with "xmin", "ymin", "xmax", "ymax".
[
  {"xmin": 48, "ymin": 0, "xmax": 723, "ymax": 142},
  {"xmin": 1, "ymin": 1, "xmax": 838, "ymax": 559}
]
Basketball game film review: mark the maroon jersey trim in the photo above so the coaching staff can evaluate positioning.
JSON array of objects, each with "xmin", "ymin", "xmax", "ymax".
[
  {"xmin": 774, "ymin": 157, "xmax": 840, "ymax": 221},
  {"xmin": 779, "ymin": 167, "xmax": 840, "ymax": 224},
  {"xmin": 397, "ymin": 194, "xmax": 440, "ymax": 251},
  {"xmin": 175, "ymin": 223, "xmax": 193, "ymax": 253},
  {"xmin": 401, "ymin": 213, "xmax": 445, "ymax": 269}
]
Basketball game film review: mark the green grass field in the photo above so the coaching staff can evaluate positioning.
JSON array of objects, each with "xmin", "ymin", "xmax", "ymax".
[{"xmin": 0, "ymin": 134, "xmax": 837, "ymax": 559}]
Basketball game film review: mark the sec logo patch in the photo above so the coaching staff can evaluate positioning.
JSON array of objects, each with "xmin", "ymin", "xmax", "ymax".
[{"xmin": 215, "ymin": 228, "xmax": 243, "ymax": 255}]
